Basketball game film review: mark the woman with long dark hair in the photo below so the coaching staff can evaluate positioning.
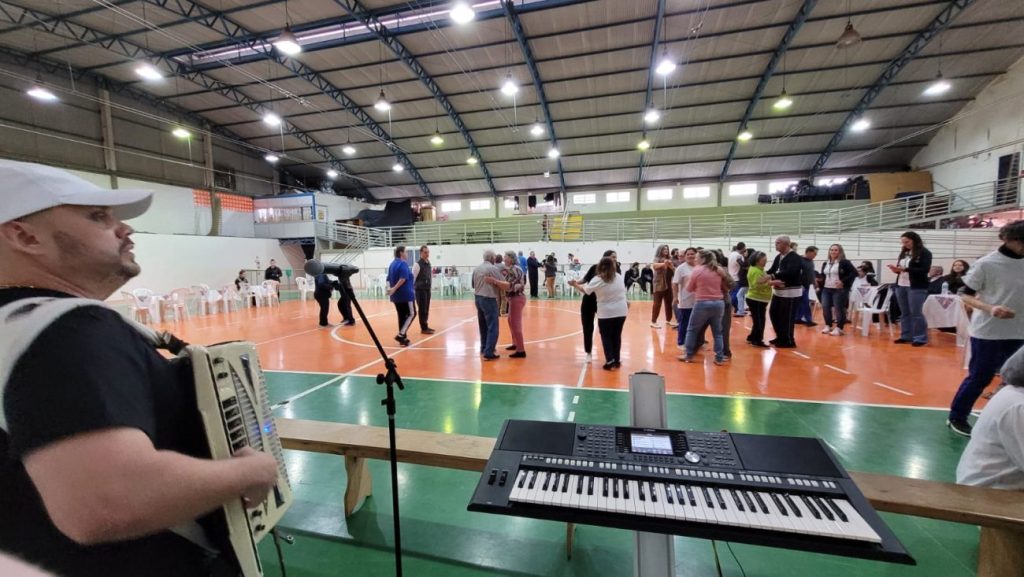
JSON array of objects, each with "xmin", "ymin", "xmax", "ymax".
[
  {"xmin": 942, "ymin": 259, "xmax": 971, "ymax": 294},
  {"xmin": 820, "ymin": 243, "xmax": 857, "ymax": 336},
  {"xmin": 888, "ymin": 231, "xmax": 933, "ymax": 346},
  {"xmin": 570, "ymin": 256, "xmax": 628, "ymax": 370},
  {"xmin": 650, "ymin": 244, "xmax": 675, "ymax": 328}
]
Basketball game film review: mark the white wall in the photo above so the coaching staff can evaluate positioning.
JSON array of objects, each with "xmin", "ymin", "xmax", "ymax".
[
  {"xmin": 913, "ymin": 57, "xmax": 1024, "ymax": 191},
  {"xmin": 120, "ymin": 177, "xmax": 198, "ymax": 235},
  {"xmin": 116, "ymin": 233, "xmax": 292, "ymax": 296},
  {"xmin": 315, "ymin": 193, "xmax": 371, "ymax": 222}
]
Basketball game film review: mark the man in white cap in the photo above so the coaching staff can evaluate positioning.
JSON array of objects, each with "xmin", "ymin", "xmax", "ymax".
[{"xmin": 0, "ymin": 159, "xmax": 278, "ymax": 576}]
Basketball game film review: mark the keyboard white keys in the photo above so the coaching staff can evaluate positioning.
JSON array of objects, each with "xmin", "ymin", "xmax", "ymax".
[{"xmin": 504, "ymin": 468, "xmax": 884, "ymax": 546}]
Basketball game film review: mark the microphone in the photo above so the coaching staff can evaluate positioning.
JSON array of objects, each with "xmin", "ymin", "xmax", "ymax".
[{"xmin": 304, "ymin": 260, "xmax": 360, "ymax": 277}]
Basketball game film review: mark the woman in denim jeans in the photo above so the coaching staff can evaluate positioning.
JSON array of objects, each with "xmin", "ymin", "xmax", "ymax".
[
  {"xmin": 887, "ymin": 231, "xmax": 933, "ymax": 346},
  {"xmin": 819, "ymin": 244, "xmax": 856, "ymax": 336},
  {"xmin": 680, "ymin": 250, "xmax": 732, "ymax": 365}
]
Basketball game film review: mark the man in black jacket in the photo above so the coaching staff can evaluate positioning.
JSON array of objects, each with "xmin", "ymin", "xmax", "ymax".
[
  {"xmin": 264, "ymin": 259, "xmax": 283, "ymax": 282},
  {"xmin": 766, "ymin": 235, "xmax": 804, "ymax": 348},
  {"xmin": 794, "ymin": 246, "xmax": 818, "ymax": 326},
  {"xmin": 526, "ymin": 251, "xmax": 541, "ymax": 298},
  {"xmin": 412, "ymin": 245, "xmax": 435, "ymax": 333}
]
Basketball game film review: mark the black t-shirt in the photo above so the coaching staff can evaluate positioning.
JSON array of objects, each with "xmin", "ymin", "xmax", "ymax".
[{"xmin": 0, "ymin": 288, "xmax": 218, "ymax": 577}]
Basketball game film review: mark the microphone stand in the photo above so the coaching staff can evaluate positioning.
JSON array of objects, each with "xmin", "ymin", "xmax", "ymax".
[{"xmin": 337, "ymin": 274, "xmax": 405, "ymax": 577}]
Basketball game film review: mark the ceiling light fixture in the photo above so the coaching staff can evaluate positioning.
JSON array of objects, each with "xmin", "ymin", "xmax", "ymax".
[
  {"xmin": 530, "ymin": 117, "xmax": 544, "ymax": 137},
  {"xmin": 326, "ymin": 169, "xmax": 339, "ymax": 179},
  {"xmin": 374, "ymin": 88, "xmax": 391, "ymax": 112},
  {"xmin": 836, "ymin": 21, "xmax": 862, "ymax": 48},
  {"xmin": 392, "ymin": 163, "xmax": 404, "ymax": 172},
  {"xmin": 265, "ymin": 153, "xmax": 280, "ymax": 163},
  {"xmin": 172, "ymin": 127, "xmax": 191, "ymax": 139},
  {"xmin": 342, "ymin": 144, "xmax": 356, "ymax": 155},
  {"xmin": 774, "ymin": 90, "xmax": 793, "ymax": 110},
  {"xmin": 547, "ymin": 147, "xmax": 560, "ymax": 159},
  {"xmin": 655, "ymin": 52, "xmax": 676, "ymax": 76},
  {"xmin": 135, "ymin": 62, "xmax": 163, "ymax": 81},
  {"xmin": 638, "ymin": 139, "xmax": 651, "ymax": 151},
  {"xmin": 467, "ymin": 156, "xmax": 478, "ymax": 165},
  {"xmin": 430, "ymin": 131, "xmax": 445, "ymax": 145},
  {"xmin": 274, "ymin": 25, "xmax": 302, "ymax": 56},
  {"xmin": 850, "ymin": 118, "xmax": 870, "ymax": 132},
  {"xmin": 263, "ymin": 112, "xmax": 282, "ymax": 126},
  {"xmin": 450, "ymin": 2, "xmax": 475, "ymax": 25},
  {"xmin": 543, "ymin": 171, "xmax": 550, "ymax": 178},
  {"xmin": 737, "ymin": 130, "xmax": 753, "ymax": 142},
  {"xmin": 26, "ymin": 86, "xmax": 58, "ymax": 102},
  {"xmin": 500, "ymin": 73, "xmax": 519, "ymax": 96},
  {"xmin": 923, "ymin": 74, "xmax": 951, "ymax": 96},
  {"xmin": 644, "ymin": 108, "xmax": 660, "ymax": 124}
]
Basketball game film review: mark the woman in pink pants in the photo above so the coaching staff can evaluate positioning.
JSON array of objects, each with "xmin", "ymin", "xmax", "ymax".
[{"xmin": 493, "ymin": 250, "xmax": 528, "ymax": 358}]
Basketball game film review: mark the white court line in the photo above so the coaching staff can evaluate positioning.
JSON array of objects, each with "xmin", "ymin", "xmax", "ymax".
[
  {"xmin": 567, "ymin": 411, "xmax": 576, "ymax": 422},
  {"xmin": 841, "ymin": 346, "xmax": 857, "ymax": 351},
  {"xmin": 272, "ymin": 374, "xmax": 346, "ymax": 408},
  {"xmin": 256, "ymin": 327, "xmax": 323, "ymax": 346},
  {"xmin": 572, "ymin": 395, "xmax": 580, "ymax": 405},
  {"xmin": 272, "ymin": 316, "xmax": 476, "ymax": 408},
  {"xmin": 824, "ymin": 364, "xmax": 852, "ymax": 375},
  {"xmin": 333, "ymin": 373, "xmax": 945, "ymax": 411},
  {"xmin": 575, "ymin": 362, "xmax": 589, "ymax": 388},
  {"xmin": 873, "ymin": 382, "xmax": 914, "ymax": 396},
  {"xmin": 792, "ymin": 351, "xmax": 811, "ymax": 359}
]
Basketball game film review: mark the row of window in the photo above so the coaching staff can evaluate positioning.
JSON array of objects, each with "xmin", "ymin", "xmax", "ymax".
[{"xmin": 437, "ymin": 178, "xmax": 846, "ymax": 212}]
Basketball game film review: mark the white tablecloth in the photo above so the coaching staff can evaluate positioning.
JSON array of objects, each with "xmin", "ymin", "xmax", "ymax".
[
  {"xmin": 923, "ymin": 294, "xmax": 969, "ymax": 346},
  {"xmin": 849, "ymin": 285, "xmax": 875, "ymax": 309}
]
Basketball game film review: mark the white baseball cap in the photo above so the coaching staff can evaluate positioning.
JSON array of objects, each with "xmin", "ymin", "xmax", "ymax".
[{"xmin": 0, "ymin": 158, "xmax": 153, "ymax": 223}]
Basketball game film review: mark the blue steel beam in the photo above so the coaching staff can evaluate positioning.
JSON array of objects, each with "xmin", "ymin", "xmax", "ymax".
[
  {"xmin": 133, "ymin": 0, "xmax": 433, "ymax": 200},
  {"xmin": 636, "ymin": 0, "xmax": 666, "ymax": 189},
  {"xmin": 0, "ymin": 1, "xmax": 377, "ymax": 200},
  {"xmin": 503, "ymin": 0, "xmax": 566, "ymax": 195},
  {"xmin": 331, "ymin": 0, "xmax": 497, "ymax": 196},
  {"xmin": 810, "ymin": 0, "xmax": 976, "ymax": 176},
  {"xmin": 719, "ymin": 0, "xmax": 818, "ymax": 182}
]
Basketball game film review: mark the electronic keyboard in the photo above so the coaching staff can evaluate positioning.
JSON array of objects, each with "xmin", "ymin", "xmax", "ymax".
[{"xmin": 468, "ymin": 420, "xmax": 913, "ymax": 564}]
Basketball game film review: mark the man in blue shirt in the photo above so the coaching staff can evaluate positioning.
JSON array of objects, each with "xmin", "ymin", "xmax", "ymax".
[{"xmin": 387, "ymin": 245, "xmax": 416, "ymax": 346}]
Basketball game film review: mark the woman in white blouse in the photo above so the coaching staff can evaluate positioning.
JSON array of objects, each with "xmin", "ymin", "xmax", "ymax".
[
  {"xmin": 570, "ymin": 256, "xmax": 628, "ymax": 370},
  {"xmin": 819, "ymin": 244, "xmax": 857, "ymax": 335}
]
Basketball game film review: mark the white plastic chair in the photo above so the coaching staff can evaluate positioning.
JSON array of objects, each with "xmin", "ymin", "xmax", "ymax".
[
  {"xmin": 121, "ymin": 291, "xmax": 153, "ymax": 324},
  {"xmin": 166, "ymin": 288, "xmax": 192, "ymax": 321},
  {"xmin": 192, "ymin": 284, "xmax": 223, "ymax": 315},
  {"xmin": 858, "ymin": 286, "xmax": 894, "ymax": 337},
  {"xmin": 131, "ymin": 288, "xmax": 161, "ymax": 323},
  {"xmin": 371, "ymin": 274, "xmax": 388, "ymax": 297},
  {"xmin": 221, "ymin": 285, "xmax": 243, "ymax": 312},
  {"xmin": 261, "ymin": 280, "xmax": 280, "ymax": 307},
  {"xmin": 295, "ymin": 276, "xmax": 315, "ymax": 302}
]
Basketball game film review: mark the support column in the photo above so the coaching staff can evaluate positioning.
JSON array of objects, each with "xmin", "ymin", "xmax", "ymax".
[
  {"xmin": 98, "ymin": 88, "xmax": 117, "ymax": 188},
  {"xmin": 203, "ymin": 125, "xmax": 215, "ymax": 190}
]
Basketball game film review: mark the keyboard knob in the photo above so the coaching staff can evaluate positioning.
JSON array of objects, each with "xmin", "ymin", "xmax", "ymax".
[{"xmin": 684, "ymin": 451, "xmax": 701, "ymax": 464}]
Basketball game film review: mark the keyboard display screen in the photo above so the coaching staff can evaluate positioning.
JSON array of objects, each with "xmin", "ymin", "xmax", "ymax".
[{"xmin": 630, "ymin": 432, "xmax": 673, "ymax": 455}]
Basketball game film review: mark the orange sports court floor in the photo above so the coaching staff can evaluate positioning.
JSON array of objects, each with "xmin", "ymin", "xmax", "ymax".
[{"xmin": 158, "ymin": 292, "xmax": 975, "ymax": 411}]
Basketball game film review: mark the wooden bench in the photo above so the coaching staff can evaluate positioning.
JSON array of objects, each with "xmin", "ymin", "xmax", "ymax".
[{"xmin": 277, "ymin": 418, "xmax": 1024, "ymax": 577}]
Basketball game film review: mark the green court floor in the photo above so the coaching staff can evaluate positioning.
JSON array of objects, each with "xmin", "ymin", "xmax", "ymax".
[{"xmin": 258, "ymin": 372, "xmax": 977, "ymax": 577}]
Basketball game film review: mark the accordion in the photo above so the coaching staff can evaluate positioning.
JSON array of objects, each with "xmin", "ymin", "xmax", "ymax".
[{"xmin": 187, "ymin": 341, "xmax": 293, "ymax": 577}]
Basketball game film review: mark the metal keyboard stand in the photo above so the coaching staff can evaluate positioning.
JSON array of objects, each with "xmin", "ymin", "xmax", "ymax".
[{"xmin": 630, "ymin": 372, "xmax": 675, "ymax": 577}]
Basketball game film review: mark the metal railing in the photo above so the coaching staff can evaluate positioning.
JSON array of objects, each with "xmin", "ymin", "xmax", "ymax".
[
  {"xmin": 314, "ymin": 179, "xmax": 1019, "ymax": 250},
  {"xmin": 817, "ymin": 178, "xmax": 1019, "ymax": 233}
]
